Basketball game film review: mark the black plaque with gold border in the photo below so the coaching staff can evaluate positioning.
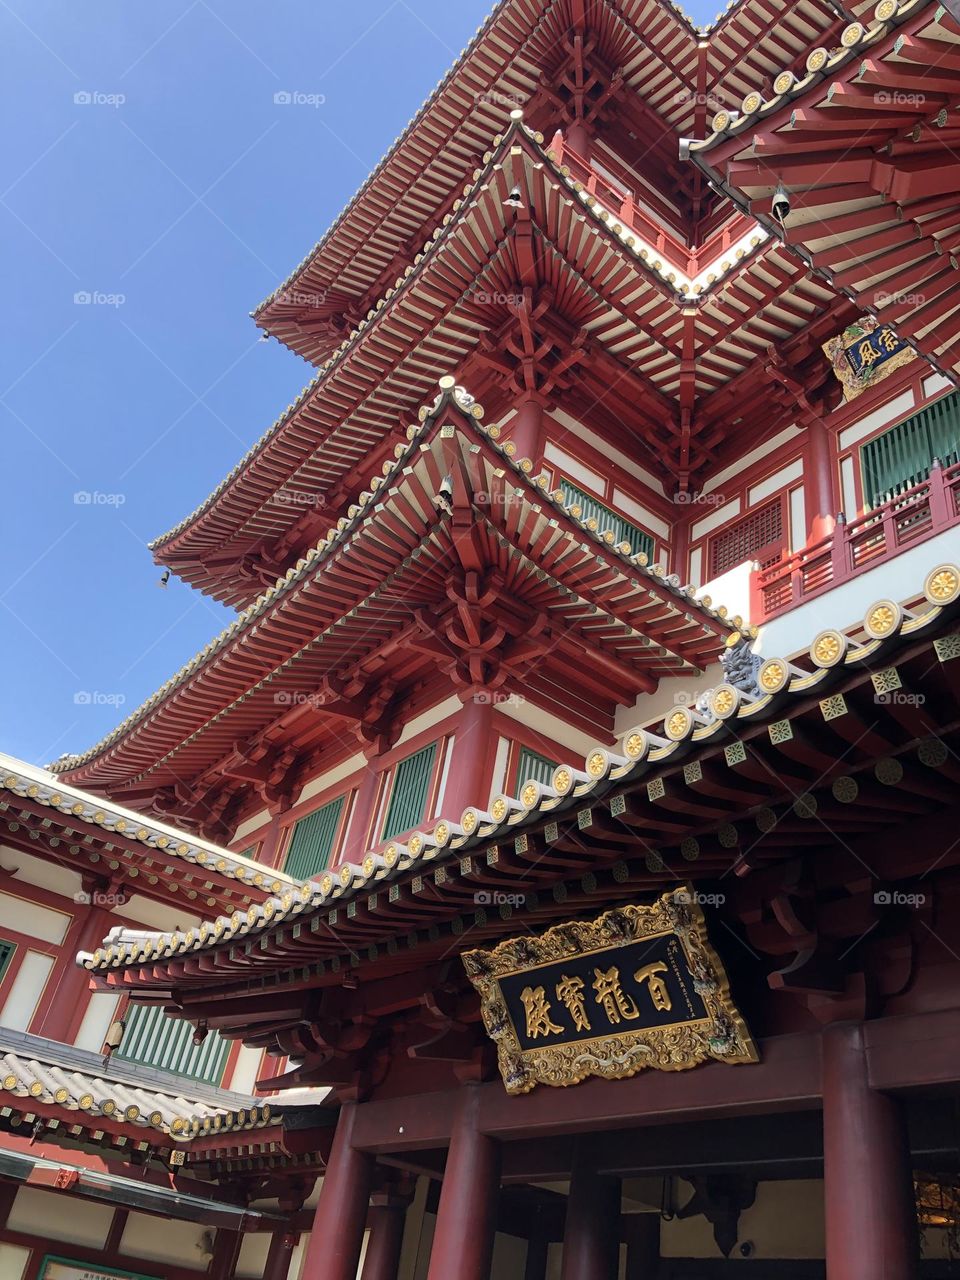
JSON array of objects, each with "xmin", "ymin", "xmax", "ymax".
[{"xmin": 462, "ymin": 888, "xmax": 758, "ymax": 1095}]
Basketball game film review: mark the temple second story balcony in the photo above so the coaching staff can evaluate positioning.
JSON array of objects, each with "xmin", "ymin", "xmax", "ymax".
[{"xmin": 753, "ymin": 459, "xmax": 960, "ymax": 624}]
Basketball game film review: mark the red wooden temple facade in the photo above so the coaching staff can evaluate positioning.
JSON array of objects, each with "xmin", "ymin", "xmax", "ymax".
[{"xmin": 8, "ymin": 0, "xmax": 960, "ymax": 1276}]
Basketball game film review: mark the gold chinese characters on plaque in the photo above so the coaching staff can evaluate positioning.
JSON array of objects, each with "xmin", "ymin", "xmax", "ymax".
[
  {"xmin": 461, "ymin": 888, "xmax": 757, "ymax": 1095},
  {"xmin": 822, "ymin": 315, "xmax": 915, "ymax": 402}
]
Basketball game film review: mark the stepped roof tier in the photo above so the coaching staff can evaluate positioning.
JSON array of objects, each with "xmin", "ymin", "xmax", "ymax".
[
  {"xmin": 153, "ymin": 122, "xmax": 845, "ymax": 608},
  {"xmin": 0, "ymin": 751, "xmax": 296, "ymax": 911},
  {"xmin": 78, "ymin": 565, "xmax": 960, "ymax": 1079},
  {"xmin": 56, "ymin": 384, "xmax": 737, "ymax": 816},
  {"xmin": 251, "ymin": 0, "xmax": 850, "ymax": 366},
  {"xmin": 686, "ymin": 0, "xmax": 960, "ymax": 385}
]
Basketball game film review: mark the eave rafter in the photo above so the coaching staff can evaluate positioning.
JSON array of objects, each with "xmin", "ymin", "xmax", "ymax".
[
  {"xmin": 57, "ymin": 385, "xmax": 735, "ymax": 797},
  {"xmin": 686, "ymin": 0, "xmax": 960, "ymax": 391}
]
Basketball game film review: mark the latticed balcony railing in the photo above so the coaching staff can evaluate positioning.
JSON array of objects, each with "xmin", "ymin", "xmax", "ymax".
[{"xmin": 753, "ymin": 460, "xmax": 960, "ymax": 621}]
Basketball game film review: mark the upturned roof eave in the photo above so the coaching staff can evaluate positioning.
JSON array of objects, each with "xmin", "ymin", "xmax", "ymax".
[{"xmin": 55, "ymin": 385, "xmax": 738, "ymax": 789}]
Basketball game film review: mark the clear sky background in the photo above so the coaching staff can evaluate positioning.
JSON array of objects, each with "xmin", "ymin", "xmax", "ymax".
[{"xmin": 2, "ymin": 0, "xmax": 724, "ymax": 768}]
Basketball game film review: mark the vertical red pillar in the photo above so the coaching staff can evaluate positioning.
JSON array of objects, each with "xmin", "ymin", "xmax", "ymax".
[
  {"xmin": 804, "ymin": 416, "xmax": 837, "ymax": 545},
  {"xmin": 670, "ymin": 513, "xmax": 690, "ymax": 584},
  {"xmin": 560, "ymin": 1153, "xmax": 621, "ymax": 1280},
  {"xmin": 207, "ymin": 1228, "xmax": 241, "ymax": 1279},
  {"xmin": 360, "ymin": 1196, "xmax": 408, "ymax": 1280},
  {"xmin": 822, "ymin": 1024, "xmax": 918, "ymax": 1280},
  {"xmin": 340, "ymin": 763, "xmax": 382, "ymax": 864},
  {"xmin": 624, "ymin": 1215, "xmax": 659, "ymax": 1278},
  {"xmin": 263, "ymin": 1231, "xmax": 297, "ymax": 1280},
  {"xmin": 426, "ymin": 1087, "xmax": 501, "ymax": 1280},
  {"xmin": 440, "ymin": 696, "xmax": 495, "ymax": 820},
  {"xmin": 301, "ymin": 1103, "xmax": 375, "ymax": 1280},
  {"xmin": 509, "ymin": 397, "xmax": 546, "ymax": 470}
]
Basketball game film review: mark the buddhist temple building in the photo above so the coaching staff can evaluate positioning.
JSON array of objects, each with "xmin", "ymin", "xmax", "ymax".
[{"xmin": 7, "ymin": 0, "xmax": 960, "ymax": 1276}]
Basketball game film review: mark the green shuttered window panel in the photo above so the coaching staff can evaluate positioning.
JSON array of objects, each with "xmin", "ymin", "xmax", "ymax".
[
  {"xmin": 381, "ymin": 742, "xmax": 438, "ymax": 841},
  {"xmin": 558, "ymin": 478, "xmax": 655, "ymax": 560},
  {"xmin": 515, "ymin": 746, "xmax": 556, "ymax": 790},
  {"xmin": 861, "ymin": 391, "xmax": 960, "ymax": 509},
  {"xmin": 116, "ymin": 1004, "xmax": 230, "ymax": 1084},
  {"xmin": 0, "ymin": 940, "xmax": 15, "ymax": 983},
  {"xmin": 283, "ymin": 795, "xmax": 345, "ymax": 880}
]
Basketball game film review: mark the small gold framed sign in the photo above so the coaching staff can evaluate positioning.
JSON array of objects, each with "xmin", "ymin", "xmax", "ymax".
[
  {"xmin": 822, "ymin": 315, "xmax": 915, "ymax": 402},
  {"xmin": 462, "ymin": 888, "xmax": 757, "ymax": 1095}
]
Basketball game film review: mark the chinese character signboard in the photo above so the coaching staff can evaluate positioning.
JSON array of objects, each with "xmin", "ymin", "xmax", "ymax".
[
  {"xmin": 462, "ymin": 889, "xmax": 757, "ymax": 1095},
  {"xmin": 822, "ymin": 315, "xmax": 915, "ymax": 402},
  {"xmin": 39, "ymin": 1257, "xmax": 162, "ymax": 1280}
]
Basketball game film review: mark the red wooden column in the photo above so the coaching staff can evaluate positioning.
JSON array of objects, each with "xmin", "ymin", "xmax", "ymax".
[
  {"xmin": 301, "ymin": 1103, "xmax": 375, "ymax": 1280},
  {"xmin": 508, "ymin": 396, "xmax": 547, "ymax": 469},
  {"xmin": 360, "ymin": 1194, "xmax": 408, "ymax": 1280},
  {"xmin": 822, "ymin": 1024, "xmax": 918, "ymax": 1279},
  {"xmin": 440, "ymin": 696, "xmax": 495, "ymax": 820},
  {"xmin": 207, "ymin": 1228, "xmax": 241, "ymax": 1278},
  {"xmin": 263, "ymin": 1231, "xmax": 298, "ymax": 1280},
  {"xmin": 560, "ymin": 1151, "xmax": 621, "ymax": 1280},
  {"xmin": 624, "ymin": 1215, "xmax": 659, "ymax": 1278},
  {"xmin": 426, "ymin": 1086, "xmax": 501, "ymax": 1280},
  {"xmin": 804, "ymin": 416, "xmax": 837, "ymax": 544},
  {"xmin": 341, "ymin": 763, "xmax": 382, "ymax": 864}
]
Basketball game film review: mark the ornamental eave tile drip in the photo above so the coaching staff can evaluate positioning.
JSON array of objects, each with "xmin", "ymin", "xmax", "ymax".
[
  {"xmin": 0, "ymin": 751, "xmax": 295, "ymax": 891},
  {"xmin": 77, "ymin": 563, "xmax": 960, "ymax": 976},
  {"xmin": 686, "ymin": 0, "xmax": 931, "ymax": 152}
]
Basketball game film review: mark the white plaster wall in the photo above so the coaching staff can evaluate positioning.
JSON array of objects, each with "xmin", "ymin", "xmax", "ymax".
[
  {"xmin": 9, "ymin": 1186, "xmax": 113, "ymax": 1248},
  {"xmin": 234, "ymin": 808, "xmax": 271, "ymax": 842},
  {"xmin": 0, "ymin": 1243, "xmax": 30, "ymax": 1280},
  {"xmin": 73, "ymin": 990, "xmax": 120, "ymax": 1052},
  {"xmin": 661, "ymin": 1178, "xmax": 824, "ymax": 1259},
  {"xmin": 228, "ymin": 1043, "xmax": 265, "ymax": 1094},
  {"xmin": 495, "ymin": 698, "xmax": 599, "ymax": 761},
  {"xmin": 119, "ymin": 1210, "xmax": 208, "ymax": 1268},
  {"xmin": 237, "ymin": 1231, "xmax": 271, "ymax": 1277},
  {"xmin": 1, "ymin": 950, "xmax": 55, "ymax": 1030},
  {"xmin": 111, "ymin": 893, "xmax": 201, "ymax": 932},
  {"xmin": 0, "ymin": 891, "xmax": 70, "ymax": 944},
  {"xmin": 0, "ymin": 846, "xmax": 83, "ymax": 901}
]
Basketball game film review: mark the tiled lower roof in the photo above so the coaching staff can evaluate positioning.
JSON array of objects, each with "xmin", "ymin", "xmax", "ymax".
[
  {"xmin": 79, "ymin": 563, "xmax": 960, "ymax": 976},
  {"xmin": 0, "ymin": 752, "xmax": 294, "ymax": 894},
  {"xmin": 0, "ymin": 1029, "xmax": 273, "ymax": 1143}
]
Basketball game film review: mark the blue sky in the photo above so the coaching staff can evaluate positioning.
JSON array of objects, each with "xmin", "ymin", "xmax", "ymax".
[{"xmin": 2, "ymin": 0, "xmax": 723, "ymax": 768}]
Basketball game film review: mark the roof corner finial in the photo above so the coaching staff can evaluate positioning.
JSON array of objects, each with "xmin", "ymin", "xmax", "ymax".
[
  {"xmin": 509, "ymin": 107, "xmax": 524, "ymax": 122},
  {"xmin": 438, "ymin": 374, "xmax": 457, "ymax": 391}
]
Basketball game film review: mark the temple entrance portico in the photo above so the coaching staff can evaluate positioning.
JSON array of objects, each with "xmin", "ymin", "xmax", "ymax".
[{"xmin": 296, "ymin": 1012, "xmax": 960, "ymax": 1279}]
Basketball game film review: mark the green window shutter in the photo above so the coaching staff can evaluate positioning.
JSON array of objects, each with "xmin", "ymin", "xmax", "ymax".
[
  {"xmin": 381, "ymin": 742, "xmax": 438, "ymax": 841},
  {"xmin": 116, "ymin": 1005, "xmax": 230, "ymax": 1084},
  {"xmin": 283, "ymin": 795, "xmax": 345, "ymax": 880},
  {"xmin": 0, "ymin": 940, "xmax": 15, "ymax": 982},
  {"xmin": 861, "ymin": 391, "xmax": 960, "ymax": 509},
  {"xmin": 514, "ymin": 746, "xmax": 556, "ymax": 790},
  {"xmin": 559, "ymin": 478, "xmax": 655, "ymax": 560}
]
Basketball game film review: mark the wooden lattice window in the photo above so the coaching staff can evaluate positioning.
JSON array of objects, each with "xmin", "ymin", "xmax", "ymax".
[
  {"xmin": 116, "ymin": 1005, "xmax": 230, "ymax": 1084},
  {"xmin": 513, "ymin": 746, "xmax": 556, "ymax": 791},
  {"xmin": 381, "ymin": 742, "xmax": 438, "ymax": 841},
  {"xmin": 283, "ymin": 795, "xmax": 346, "ymax": 880},
  {"xmin": 558, "ymin": 479, "xmax": 655, "ymax": 560},
  {"xmin": 709, "ymin": 499, "xmax": 784, "ymax": 577}
]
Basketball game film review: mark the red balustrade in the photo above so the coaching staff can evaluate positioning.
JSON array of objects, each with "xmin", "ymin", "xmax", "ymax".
[
  {"xmin": 546, "ymin": 134, "xmax": 752, "ymax": 278},
  {"xmin": 752, "ymin": 460, "xmax": 960, "ymax": 621}
]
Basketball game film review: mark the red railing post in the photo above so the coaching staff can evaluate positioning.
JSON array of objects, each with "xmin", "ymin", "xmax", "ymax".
[
  {"xmin": 830, "ymin": 515, "xmax": 850, "ymax": 585},
  {"xmin": 928, "ymin": 458, "xmax": 951, "ymax": 527}
]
